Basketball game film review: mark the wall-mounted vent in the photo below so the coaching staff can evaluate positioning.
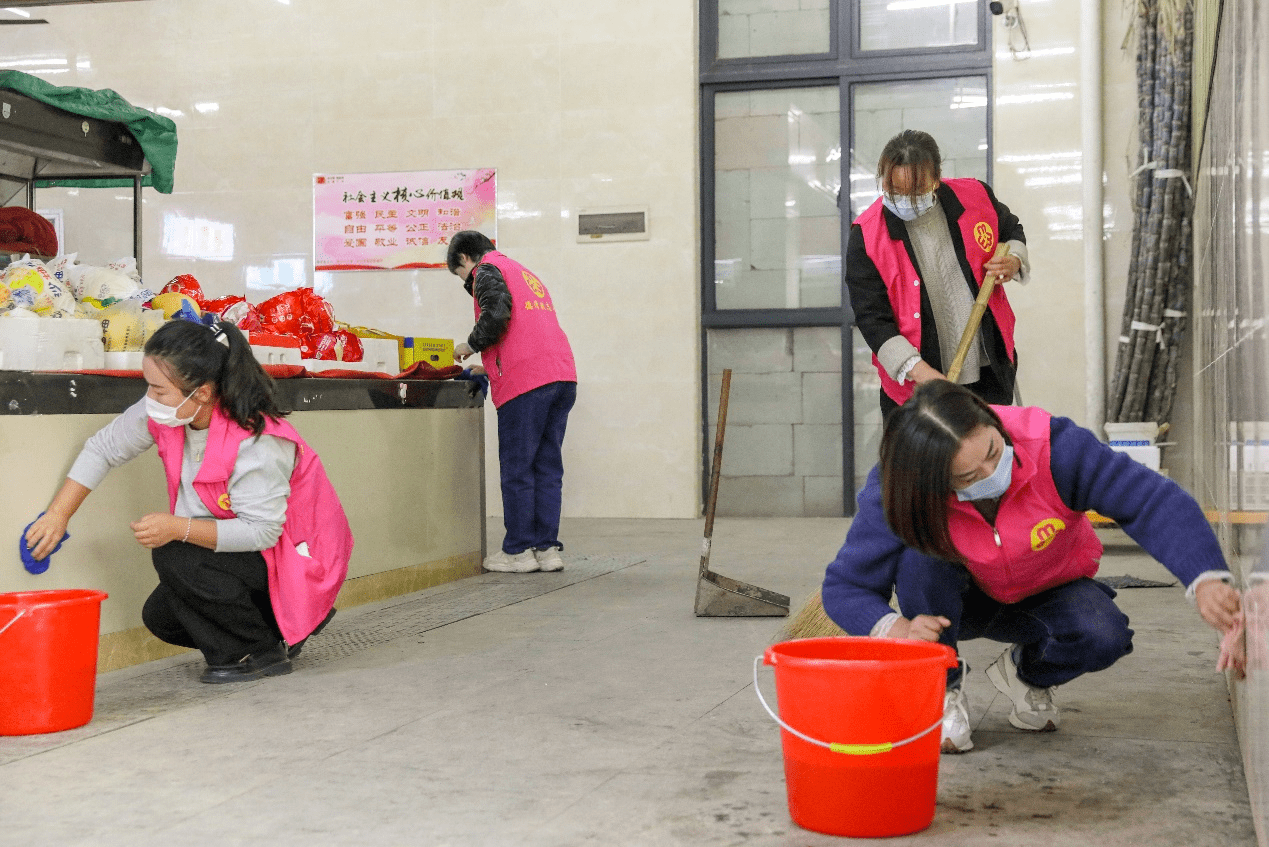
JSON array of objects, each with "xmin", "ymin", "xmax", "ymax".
[{"xmin": 577, "ymin": 207, "xmax": 649, "ymax": 242}]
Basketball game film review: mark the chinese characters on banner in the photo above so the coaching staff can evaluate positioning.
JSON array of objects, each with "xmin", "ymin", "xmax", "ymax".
[{"xmin": 313, "ymin": 168, "xmax": 496, "ymax": 271}]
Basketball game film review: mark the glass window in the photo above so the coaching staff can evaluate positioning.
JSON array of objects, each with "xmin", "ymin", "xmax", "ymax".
[
  {"xmin": 707, "ymin": 327, "xmax": 843, "ymax": 516},
  {"xmin": 714, "ymin": 86, "xmax": 842, "ymax": 309},
  {"xmin": 717, "ymin": 0, "xmax": 831, "ymax": 59},
  {"xmin": 858, "ymin": 0, "xmax": 979, "ymax": 53},
  {"xmin": 847, "ymin": 76, "xmax": 988, "ymax": 218}
]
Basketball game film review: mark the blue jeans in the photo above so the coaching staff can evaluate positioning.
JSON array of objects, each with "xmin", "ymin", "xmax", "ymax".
[
  {"xmin": 895, "ymin": 554, "xmax": 1134, "ymax": 688},
  {"xmin": 496, "ymin": 381, "xmax": 576, "ymax": 554}
]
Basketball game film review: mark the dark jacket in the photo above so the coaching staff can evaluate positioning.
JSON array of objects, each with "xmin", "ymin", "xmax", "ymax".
[
  {"xmin": 464, "ymin": 262, "xmax": 512, "ymax": 352},
  {"xmin": 845, "ymin": 180, "xmax": 1025, "ymax": 396},
  {"xmin": 821, "ymin": 415, "xmax": 1226, "ymax": 636}
]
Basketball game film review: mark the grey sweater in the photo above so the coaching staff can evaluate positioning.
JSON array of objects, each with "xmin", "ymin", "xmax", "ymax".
[{"xmin": 68, "ymin": 399, "xmax": 297, "ymax": 553}]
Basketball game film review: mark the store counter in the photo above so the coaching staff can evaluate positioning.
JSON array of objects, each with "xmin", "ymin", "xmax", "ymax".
[{"xmin": 0, "ymin": 371, "xmax": 485, "ymax": 671}]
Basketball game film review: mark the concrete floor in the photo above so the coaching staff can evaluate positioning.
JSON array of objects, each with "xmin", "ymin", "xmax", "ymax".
[{"xmin": 0, "ymin": 518, "xmax": 1255, "ymax": 846}]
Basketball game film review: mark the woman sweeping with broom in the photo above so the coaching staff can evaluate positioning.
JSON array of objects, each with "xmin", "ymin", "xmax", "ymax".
[{"xmin": 820, "ymin": 380, "xmax": 1242, "ymax": 753}]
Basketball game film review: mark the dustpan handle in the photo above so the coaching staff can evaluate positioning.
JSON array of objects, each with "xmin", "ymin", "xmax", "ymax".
[
  {"xmin": 0, "ymin": 608, "xmax": 26, "ymax": 638},
  {"xmin": 752, "ymin": 654, "xmax": 964, "ymax": 756}
]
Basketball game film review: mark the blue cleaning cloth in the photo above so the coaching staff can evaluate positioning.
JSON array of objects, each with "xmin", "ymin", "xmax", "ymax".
[
  {"xmin": 20, "ymin": 513, "xmax": 69, "ymax": 575},
  {"xmin": 457, "ymin": 368, "xmax": 490, "ymax": 399}
]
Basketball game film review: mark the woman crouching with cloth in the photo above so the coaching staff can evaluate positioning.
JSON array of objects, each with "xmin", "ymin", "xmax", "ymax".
[
  {"xmin": 24, "ymin": 318, "xmax": 352, "ymax": 684},
  {"xmin": 821, "ymin": 380, "xmax": 1241, "ymax": 753}
]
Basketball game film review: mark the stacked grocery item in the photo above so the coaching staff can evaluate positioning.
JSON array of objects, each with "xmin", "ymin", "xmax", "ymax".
[
  {"xmin": 0, "ymin": 253, "xmax": 148, "ymax": 370},
  {"xmin": 0, "ymin": 253, "xmax": 450, "ymax": 376},
  {"xmin": 153, "ymin": 276, "xmax": 400, "ymax": 373}
]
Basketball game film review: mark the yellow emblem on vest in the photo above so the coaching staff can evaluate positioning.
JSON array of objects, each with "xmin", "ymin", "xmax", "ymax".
[
  {"xmin": 523, "ymin": 270, "xmax": 545, "ymax": 299},
  {"xmin": 973, "ymin": 221, "xmax": 995, "ymax": 253},
  {"xmin": 218, "ymin": 493, "xmax": 232, "ymax": 511},
  {"xmin": 1030, "ymin": 517, "xmax": 1066, "ymax": 551}
]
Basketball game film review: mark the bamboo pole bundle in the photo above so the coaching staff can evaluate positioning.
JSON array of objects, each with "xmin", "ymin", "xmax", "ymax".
[{"xmin": 1109, "ymin": 0, "xmax": 1193, "ymax": 426}]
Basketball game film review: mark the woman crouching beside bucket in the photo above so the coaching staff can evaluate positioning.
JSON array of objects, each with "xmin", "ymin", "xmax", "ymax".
[
  {"xmin": 821, "ymin": 380, "xmax": 1242, "ymax": 753},
  {"xmin": 23, "ymin": 318, "xmax": 352, "ymax": 684}
]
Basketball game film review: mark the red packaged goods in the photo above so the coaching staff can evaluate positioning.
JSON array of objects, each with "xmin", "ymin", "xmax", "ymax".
[
  {"xmin": 202, "ymin": 295, "xmax": 246, "ymax": 316},
  {"xmin": 248, "ymin": 331, "xmax": 302, "ymax": 349},
  {"xmin": 161, "ymin": 274, "xmax": 204, "ymax": 304},
  {"xmin": 297, "ymin": 334, "xmax": 319, "ymax": 359},
  {"xmin": 340, "ymin": 331, "xmax": 364, "ymax": 362},
  {"xmin": 312, "ymin": 330, "xmax": 364, "ymax": 362},
  {"xmin": 226, "ymin": 300, "xmax": 262, "ymax": 331},
  {"xmin": 297, "ymin": 288, "xmax": 336, "ymax": 335},
  {"xmin": 255, "ymin": 290, "xmax": 303, "ymax": 336}
]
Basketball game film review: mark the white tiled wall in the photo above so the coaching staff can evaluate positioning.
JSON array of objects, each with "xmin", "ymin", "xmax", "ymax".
[
  {"xmin": 2, "ymin": 0, "xmax": 702, "ymax": 521},
  {"xmin": 0, "ymin": 1, "xmax": 1166, "ymax": 528},
  {"xmin": 707, "ymin": 327, "xmax": 843, "ymax": 516}
]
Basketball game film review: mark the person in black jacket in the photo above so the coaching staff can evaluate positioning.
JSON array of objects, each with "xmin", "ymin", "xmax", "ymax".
[
  {"xmin": 448, "ymin": 231, "xmax": 578, "ymax": 574},
  {"xmin": 847, "ymin": 130, "xmax": 1029, "ymax": 416}
]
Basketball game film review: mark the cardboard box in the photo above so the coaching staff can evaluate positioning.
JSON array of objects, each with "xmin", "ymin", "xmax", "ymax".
[
  {"xmin": 401, "ymin": 337, "xmax": 454, "ymax": 370},
  {"xmin": 345, "ymin": 326, "xmax": 455, "ymax": 371}
]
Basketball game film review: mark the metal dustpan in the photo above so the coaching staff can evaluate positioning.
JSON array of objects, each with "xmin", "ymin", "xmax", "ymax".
[{"xmin": 694, "ymin": 369, "xmax": 790, "ymax": 617}]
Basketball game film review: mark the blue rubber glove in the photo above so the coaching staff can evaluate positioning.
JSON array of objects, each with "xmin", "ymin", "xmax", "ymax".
[
  {"xmin": 457, "ymin": 368, "xmax": 490, "ymax": 399},
  {"xmin": 20, "ymin": 513, "xmax": 69, "ymax": 575}
]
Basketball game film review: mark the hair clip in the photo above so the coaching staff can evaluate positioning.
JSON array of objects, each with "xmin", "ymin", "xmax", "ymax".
[{"xmin": 208, "ymin": 321, "xmax": 230, "ymax": 347}]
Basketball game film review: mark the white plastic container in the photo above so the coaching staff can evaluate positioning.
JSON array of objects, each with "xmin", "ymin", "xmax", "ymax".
[
  {"xmin": 1109, "ymin": 444, "xmax": 1161, "ymax": 471},
  {"xmin": 103, "ymin": 351, "xmax": 144, "ymax": 370},
  {"xmin": 303, "ymin": 338, "xmax": 400, "ymax": 374},
  {"xmin": 0, "ymin": 313, "xmax": 106, "ymax": 371},
  {"xmin": 251, "ymin": 344, "xmax": 303, "ymax": 367},
  {"xmin": 1104, "ymin": 421, "xmax": 1160, "ymax": 446}
]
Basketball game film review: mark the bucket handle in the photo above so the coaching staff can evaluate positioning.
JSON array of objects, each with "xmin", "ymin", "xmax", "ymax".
[
  {"xmin": 0, "ymin": 608, "xmax": 26, "ymax": 638},
  {"xmin": 752, "ymin": 654, "xmax": 965, "ymax": 756}
]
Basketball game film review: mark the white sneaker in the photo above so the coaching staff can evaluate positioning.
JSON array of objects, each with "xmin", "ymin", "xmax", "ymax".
[
  {"xmin": 483, "ymin": 549, "xmax": 538, "ymax": 573},
  {"xmin": 534, "ymin": 546, "xmax": 565, "ymax": 572},
  {"xmin": 941, "ymin": 685, "xmax": 974, "ymax": 753},
  {"xmin": 986, "ymin": 646, "xmax": 1060, "ymax": 732}
]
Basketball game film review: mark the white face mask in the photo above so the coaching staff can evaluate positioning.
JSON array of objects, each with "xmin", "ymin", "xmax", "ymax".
[
  {"xmin": 883, "ymin": 191, "xmax": 937, "ymax": 221},
  {"xmin": 955, "ymin": 444, "xmax": 1015, "ymax": 502},
  {"xmin": 145, "ymin": 390, "xmax": 202, "ymax": 428}
]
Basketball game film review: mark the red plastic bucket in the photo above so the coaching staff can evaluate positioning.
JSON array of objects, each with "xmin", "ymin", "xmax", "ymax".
[
  {"xmin": 759, "ymin": 637, "xmax": 957, "ymax": 837},
  {"xmin": 0, "ymin": 589, "xmax": 108, "ymax": 735}
]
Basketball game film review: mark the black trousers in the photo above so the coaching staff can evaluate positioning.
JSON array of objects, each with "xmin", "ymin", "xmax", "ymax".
[{"xmin": 142, "ymin": 541, "xmax": 282, "ymax": 666}]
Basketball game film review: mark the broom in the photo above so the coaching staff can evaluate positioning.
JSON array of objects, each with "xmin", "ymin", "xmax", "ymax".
[{"xmin": 778, "ymin": 245, "xmax": 1012, "ymax": 641}]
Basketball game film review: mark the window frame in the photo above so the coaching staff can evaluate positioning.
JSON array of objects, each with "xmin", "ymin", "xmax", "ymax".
[{"xmin": 699, "ymin": 0, "xmax": 994, "ymax": 515}]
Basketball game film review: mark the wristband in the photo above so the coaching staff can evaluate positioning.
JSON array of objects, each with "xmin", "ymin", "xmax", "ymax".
[{"xmin": 182, "ymin": 517, "xmax": 192, "ymax": 544}]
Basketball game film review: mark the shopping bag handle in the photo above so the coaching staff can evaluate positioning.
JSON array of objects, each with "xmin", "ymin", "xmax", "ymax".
[{"xmin": 752, "ymin": 654, "xmax": 965, "ymax": 756}]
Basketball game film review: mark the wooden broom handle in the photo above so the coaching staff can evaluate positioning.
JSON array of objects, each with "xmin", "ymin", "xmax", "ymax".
[
  {"xmin": 699, "ymin": 369, "xmax": 730, "ymax": 578},
  {"xmin": 946, "ymin": 244, "xmax": 1011, "ymax": 383}
]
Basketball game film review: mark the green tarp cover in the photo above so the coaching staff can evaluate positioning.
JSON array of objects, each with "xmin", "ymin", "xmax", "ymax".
[{"xmin": 0, "ymin": 70, "xmax": 177, "ymax": 194}]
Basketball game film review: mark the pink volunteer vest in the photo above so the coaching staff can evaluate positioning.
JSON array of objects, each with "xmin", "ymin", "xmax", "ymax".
[
  {"xmin": 472, "ymin": 250, "xmax": 577, "ymax": 408},
  {"xmin": 149, "ymin": 410, "xmax": 353, "ymax": 645},
  {"xmin": 945, "ymin": 405, "xmax": 1102, "ymax": 604},
  {"xmin": 855, "ymin": 178, "xmax": 1017, "ymax": 405}
]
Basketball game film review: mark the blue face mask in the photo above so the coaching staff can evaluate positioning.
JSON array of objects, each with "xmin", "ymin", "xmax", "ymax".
[
  {"xmin": 883, "ymin": 191, "xmax": 937, "ymax": 221},
  {"xmin": 955, "ymin": 444, "xmax": 1015, "ymax": 502}
]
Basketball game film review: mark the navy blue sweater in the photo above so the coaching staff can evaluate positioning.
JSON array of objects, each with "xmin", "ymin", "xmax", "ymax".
[{"xmin": 821, "ymin": 416, "xmax": 1229, "ymax": 635}]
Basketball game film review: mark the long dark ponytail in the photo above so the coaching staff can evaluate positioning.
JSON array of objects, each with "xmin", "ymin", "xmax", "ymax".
[{"xmin": 143, "ymin": 318, "xmax": 286, "ymax": 435}]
